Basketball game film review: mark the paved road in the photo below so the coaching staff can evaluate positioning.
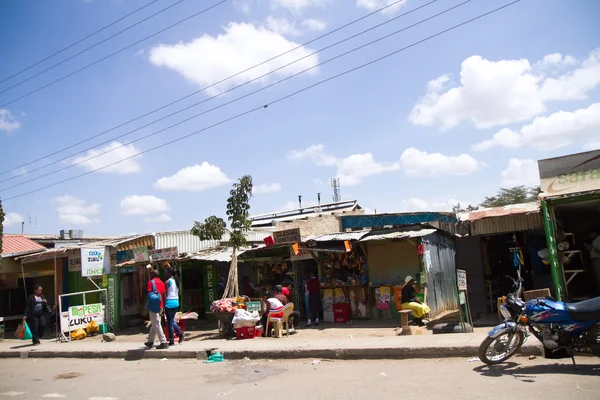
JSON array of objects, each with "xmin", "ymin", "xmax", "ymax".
[{"xmin": 0, "ymin": 356, "xmax": 598, "ymax": 399}]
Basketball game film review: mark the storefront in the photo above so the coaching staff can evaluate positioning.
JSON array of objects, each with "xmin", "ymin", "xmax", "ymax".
[
  {"xmin": 456, "ymin": 203, "xmax": 549, "ymax": 317},
  {"xmin": 538, "ymin": 150, "xmax": 600, "ymax": 301},
  {"xmin": 359, "ymin": 227, "xmax": 457, "ymax": 320}
]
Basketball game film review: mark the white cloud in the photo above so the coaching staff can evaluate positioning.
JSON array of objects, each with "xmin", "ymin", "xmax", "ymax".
[
  {"xmin": 149, "ymin": 22, "xmax": 319, "ymax": 95},
  {"xmin": 336, "ymin": 153, "xmax": 400, "ymax": 186},
  {"xmin": 154, "ymin": 162, "xmax": 231, "ymax": 191},
  {"xmin": 271, "ymin": 0, "xmax": 326, "ymax": 12},
  {"xmin": 72, "ymin": 142, "xmax": 141, "ymax": 174},
  {"xmin": 357, "ymin": 0, "xmax": 407, "ymax": 15},
  {"xmin": 288, "ymin": 144, "xmax": 400, "ymax": 186},
  {"xmin": 3, "ymin": 212, "xmax": 24, "ymax": 227},
  {"xmin": 254, "ymin": 183, "xmax": 282, "ymax": 194},
  {"xmin": 534, "ymin": 53, "xmax": 576, "ymax": 70},
  {"xmin": 120, "ymin": 195, "xmax": 170, "ymax": 215},
  {"xmin": 399, "ymin": 197, "xmax": 471, "ymax": 213},
  {"xmin": 399, "ymin": 147, "xmax": 482, "ymax": 178},
  {"xmin": 265, "ymin": 16, "xmax": 302, "ymax": 36},
  {"xmin": 473, "ymin": 103, "xmax": 600, "ymax": 151},
  {"xmin": 143, "ymin": 213, "xmax": 172, "ymax": 223},
  {"xmin": 302, "ymin": 18, "xmax": 327, "ymax": 31},
  {"xmin": 501, "ymin": 159, "xmax": 539, "ymax": 187},
  {"xmin": 288, "ymin": 144, "xmax": 337, "ymax": 166},
  {"xmin": 0, "ymin": 109, "xmax": 20, "ymax": 133},
  {"xmin": 233, "ymin": 0, "xmax": 252, "ymax": 14},
  {"xmin": 410, "ymin": 49, "xmax": 600, "ymax": 129},
  {"xmin": 55, "ymin": 195, "xmax": 100, "ymax": 225},
  {"xmin": 313, "ymin": 178, "xmax": 324, "ymax": 185}
]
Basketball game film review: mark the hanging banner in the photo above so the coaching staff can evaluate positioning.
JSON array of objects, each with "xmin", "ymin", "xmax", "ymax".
[
  {"xmin": 457, "ymin": 269, "xmax": 468, "ymax": 291},
  {"xmin": 150, "ymin": 247, "xmax": 178, "ymax": 261},
  {"xmin": 132, "ymin": 247, "xmax": 150, "ymax": 262},
  {"xmin": 81, "ymin": 247, "xmax": 110, "ymax": 277}
]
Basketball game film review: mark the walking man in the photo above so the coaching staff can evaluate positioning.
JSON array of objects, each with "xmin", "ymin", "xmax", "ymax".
[{"xmin": 145, "ymin": 268, "xmax": 169, "ymax": 349}]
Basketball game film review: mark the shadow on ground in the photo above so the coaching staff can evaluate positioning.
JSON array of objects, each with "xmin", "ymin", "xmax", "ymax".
[{"xmin": 473, "ymin": 360, "xmax": 600, "ymax": 383}]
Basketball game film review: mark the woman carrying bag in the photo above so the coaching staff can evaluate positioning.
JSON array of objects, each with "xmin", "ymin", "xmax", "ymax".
[{"xmin": 23, "ymin": 284, "xmax": 50, "ymax": 345}]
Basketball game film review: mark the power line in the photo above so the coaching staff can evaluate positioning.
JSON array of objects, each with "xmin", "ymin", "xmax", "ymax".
[
  {"xmin": 0, "ymin": 0, "xmax": 521, "ymax": 202},
  {"xmin": 0, "ymin": 0, "xmax": 187, "ymax": 95},
  {"xmin": 0, "ymin": 0, "xmax": 160, "ymax": 85},
  {"xmin": 0, "ymin": 0, "xmax": 228, "ymax": 109},
  {"xmin": 0, "ymin": 0, "xmax": 405, "ymax": 177},
  {"xmin": 0, "ymin": 0, "xmax": 441, "ymax": 188}
]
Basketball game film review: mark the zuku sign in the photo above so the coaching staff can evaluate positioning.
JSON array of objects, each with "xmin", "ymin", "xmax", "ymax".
[
  {"xmin": 61, "ymin": 303, "xmax": 105, "ymax": 333},
  {"xmin": 81, "ymin": 247, "xmax": 110, "ymax": 277}
]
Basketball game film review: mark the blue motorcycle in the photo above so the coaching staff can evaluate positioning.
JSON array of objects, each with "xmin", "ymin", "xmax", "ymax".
[{"xmin": 479, "ymin": 274, "xmax": 600, "ymax": 365}]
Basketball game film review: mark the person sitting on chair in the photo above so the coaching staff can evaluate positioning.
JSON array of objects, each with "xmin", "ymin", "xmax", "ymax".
[
  {"xmin": 274, "ymin": 285, "xmax": 301, "ymax": 329},
  {"xmin": 401, "ymin": 275, "xmax": 430, "ymax": 327},
  {"xmin": 260, "ymin": 291, "xmax": 284, "ymax": 337}
]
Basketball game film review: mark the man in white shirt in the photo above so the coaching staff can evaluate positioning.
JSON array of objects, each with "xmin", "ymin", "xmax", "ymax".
[{"xmin": 585, "ymin": 230, "xmax": 600, "ymax": 293}]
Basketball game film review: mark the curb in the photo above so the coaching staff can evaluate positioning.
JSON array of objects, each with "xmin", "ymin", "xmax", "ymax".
[{"xmin": 0, "ymin": 343, "xmax": 542, "ymax": 360}]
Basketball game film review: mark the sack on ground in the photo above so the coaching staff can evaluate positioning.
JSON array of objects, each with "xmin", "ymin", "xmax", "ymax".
[
  {"xmin": 71, "ymin": 328, "xmax": 87, "ymax": 340},
  {"xmin": 232, "ymin": 309, "xmax": 260, "ymax": 329},
  {"xmin": 22, "ymin": 322, "xmax": 32, "ymax": 340},
  {"xmin": 146, "ymin": 280, "xmax": 162, "ymax": 313},
  {"xmin": 86, "ymin": 320, "xmax": 99, "ymax": 334}
]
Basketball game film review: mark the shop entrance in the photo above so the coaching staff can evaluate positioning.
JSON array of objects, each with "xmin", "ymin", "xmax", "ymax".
[{"xmin": 553, "ymin": 199, "xmax": 600, "ymax": 299}]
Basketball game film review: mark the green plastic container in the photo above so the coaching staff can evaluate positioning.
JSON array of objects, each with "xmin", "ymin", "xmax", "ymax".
[{"xmin": 99, "ymin": 323, "xmax": 108, "ymax": 334}]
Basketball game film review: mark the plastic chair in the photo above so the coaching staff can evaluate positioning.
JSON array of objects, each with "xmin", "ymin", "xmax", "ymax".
[{"xmin": 266, "ymin": 303, "xmax": 294, "ymax": 338}]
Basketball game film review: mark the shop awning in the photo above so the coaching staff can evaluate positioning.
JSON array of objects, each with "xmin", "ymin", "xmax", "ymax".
[
  {"xmin": 458, "ymin": 202, "xmax": 539, "ymax": 222},
  {"xmin": 303, "ymin": 231, "xmax": 370, "ymax": 242},
  {"xmin": 457, "ymin": 202, "xmax": 543, "ymax": 236},
  {"xmin": 359, "ymin": 228, "xmax": 437, "ymax": 242},
  {"xmin": 188, "ymin": 247, "xmax": 257, "ymax": 262}
]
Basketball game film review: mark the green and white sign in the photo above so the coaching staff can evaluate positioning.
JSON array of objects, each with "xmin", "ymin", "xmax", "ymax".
[
  {"xmin": 60, "ymin": 303, "xmax": 105, "ymax": 333},
  {"xmin": 68, "ymin": 303, "xmax": 102, "ymax": 319},
  {"xmin": 81, "ymin": 247, "xmax": 110, "ymax": 277}
]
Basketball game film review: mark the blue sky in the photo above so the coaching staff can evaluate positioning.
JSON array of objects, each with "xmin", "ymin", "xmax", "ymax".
[{"xmin": 0, "ymin": 0, "xmax": 599, "ymax": 235}]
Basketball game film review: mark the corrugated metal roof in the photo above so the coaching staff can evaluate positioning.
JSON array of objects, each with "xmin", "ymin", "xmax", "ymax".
[
  {"xmin": 1, "ymin": 235, "xmax": 46, "ymax": 257},
  {"xmin": 250, "ymin": 200, "xmax": 360, "ymax": 227},
  {"xmin": 188, "ymin": 246, "xmax": 256, "ymax": 262},
  {"xmin": 458, "ymin": 202, "xmax": 539, "ymax": 222},
  {"xmin": 469, "ymin": 213, "xmax": 543, "ymax": 236},
  {"xmin": 304, "ymin": 231, "xmax": 370, "ymax": 242},
  {"xmin": 359, "ymin": 228, "xmax": 437, "ymax": 242},
  {"xmin": 17, "ymin": 234, "xmax": 154, "ymax": 263},
  {"xmin": 154, "ymin": 230, "xmax": 270, "ymax": 253}
]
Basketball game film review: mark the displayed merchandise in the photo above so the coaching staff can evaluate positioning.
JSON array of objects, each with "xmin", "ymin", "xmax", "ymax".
[
  {"xmin": 210, "ymin": 298, "xmax": 237, "ymax": 313},
  {"xmin": 232, "ymin": 309, "xmax": 260, "ymax": 329}
]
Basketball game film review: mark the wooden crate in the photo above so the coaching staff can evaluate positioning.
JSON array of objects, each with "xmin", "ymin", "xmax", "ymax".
[{"xmin": 523, "ymin": 289, "xmax": 551, "ymax": 301}]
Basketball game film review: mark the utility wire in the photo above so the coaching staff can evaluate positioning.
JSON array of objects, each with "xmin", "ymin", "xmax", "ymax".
[
  {"xmin": 0, "ymin": 0, "xmax": 441, "ymax": 188},
  {"xmin": 0, "ymin": 0, "xmax": 228, "ymax": 109},
  {"xmin": 0, "ymin": 0, "xmax": 405, "ymax": 176},
  {"xmin": 0, "ymin": 0, "xmax": 187, "ymax": 95},
  {"xmin": 0, "ymin": 0, "xmax": 521, "ymax": 202},
  {"xmin": 0, "ymin": 0, "xmax": 160, "ymax": 85}
]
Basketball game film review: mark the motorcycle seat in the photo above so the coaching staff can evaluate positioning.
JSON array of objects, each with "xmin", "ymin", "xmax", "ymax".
[{"xmin": 565, "ymin": 297, "xmax": 600, "ymax": 321}]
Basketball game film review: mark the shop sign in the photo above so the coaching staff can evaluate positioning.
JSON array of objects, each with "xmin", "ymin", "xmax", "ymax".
[
  {"xmin": 132, "ymin": 247, "xmax": 150, "ymax": 262},
  {"xmin": 273, "ymin": 228, "xmax": 301, "ymax": 245},
  {"xmin": 203, "ymin": 264, "xmax": 217, "ymax": 310},
  {"xmin": 68, "ymin": 252, "xmax": 81, "ymax": 272},
  {"xmin": 60, "ymin": 304, "xmax": 105, "ymax": 333},
  {"xmin": 151, "ymin": 247, "xmax": 178, "ymax": 261},
  {"xmin": 538, "ymin": 150, "xmax": 600, "ymax": 196},
  {"xmin": 107, "ymin": 275, "xmax": 116, "ymax": 328},
  {"xmin": 81, "ymin": 247, "xmax": 110, "ymax": 277},
  {"xmin": 457, "ymin": 269, "xmax": 467, "ymax": 291}
]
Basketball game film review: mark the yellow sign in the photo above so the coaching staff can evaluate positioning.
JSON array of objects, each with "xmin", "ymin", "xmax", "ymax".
[{"xmin": 102, "ymin": 275, "xmax": 108, "ymax": 288}]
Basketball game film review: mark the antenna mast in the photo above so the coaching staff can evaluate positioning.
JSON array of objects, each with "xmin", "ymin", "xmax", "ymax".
[{"xmin": 331, "ymin": 178, "xmax": 340, "ymax": 202}]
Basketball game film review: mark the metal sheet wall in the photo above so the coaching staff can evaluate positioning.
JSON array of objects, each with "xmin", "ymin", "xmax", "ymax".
[
  {"xmin": 471, "ymin": 213, "xmax": 543, "ymax": 236},
  {"xmin": 154, "ymin": 231, "xmax": 271, "ymax": 253},
  {"xmin": 423, "ymin": 233, "xmax": 458, "ymax": 317}
]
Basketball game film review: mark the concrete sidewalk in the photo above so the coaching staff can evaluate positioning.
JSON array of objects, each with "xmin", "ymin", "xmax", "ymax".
[{"xmin": 0, "ymin": 328, "xmax": 543, "ymax": 360}]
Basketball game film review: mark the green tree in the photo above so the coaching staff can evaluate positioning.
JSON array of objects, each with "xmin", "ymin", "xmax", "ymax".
[
  {"xmin": 191, "ymin": 175, "xmax": 253, "ymax": 299},
  {"xmin": 452, "ymin": 203, "xmax": 478, "ymax": 214},
  {"xmin": 0, "ymin": 200, "xmax": 4, "ymax": 269},
  {"xmin": 479, "ymin": 186, "xmax": 541, "ymax": 208}
]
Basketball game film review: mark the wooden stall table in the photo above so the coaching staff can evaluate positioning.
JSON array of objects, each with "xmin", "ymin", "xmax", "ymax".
[{"xmin": 207, "ymin": 312, "xmax": 235, "ymax": 336}]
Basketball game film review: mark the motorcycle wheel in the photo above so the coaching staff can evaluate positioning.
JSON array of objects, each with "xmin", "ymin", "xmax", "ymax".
[{"xmin": 478, "ymin": 330, "xmax": 524, "ymax": 365}]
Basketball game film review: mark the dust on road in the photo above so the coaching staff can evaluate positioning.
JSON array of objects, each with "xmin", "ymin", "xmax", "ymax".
[{"xmin": 0, "ymin": 356, "xmax": 598, "ymax": 399}]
